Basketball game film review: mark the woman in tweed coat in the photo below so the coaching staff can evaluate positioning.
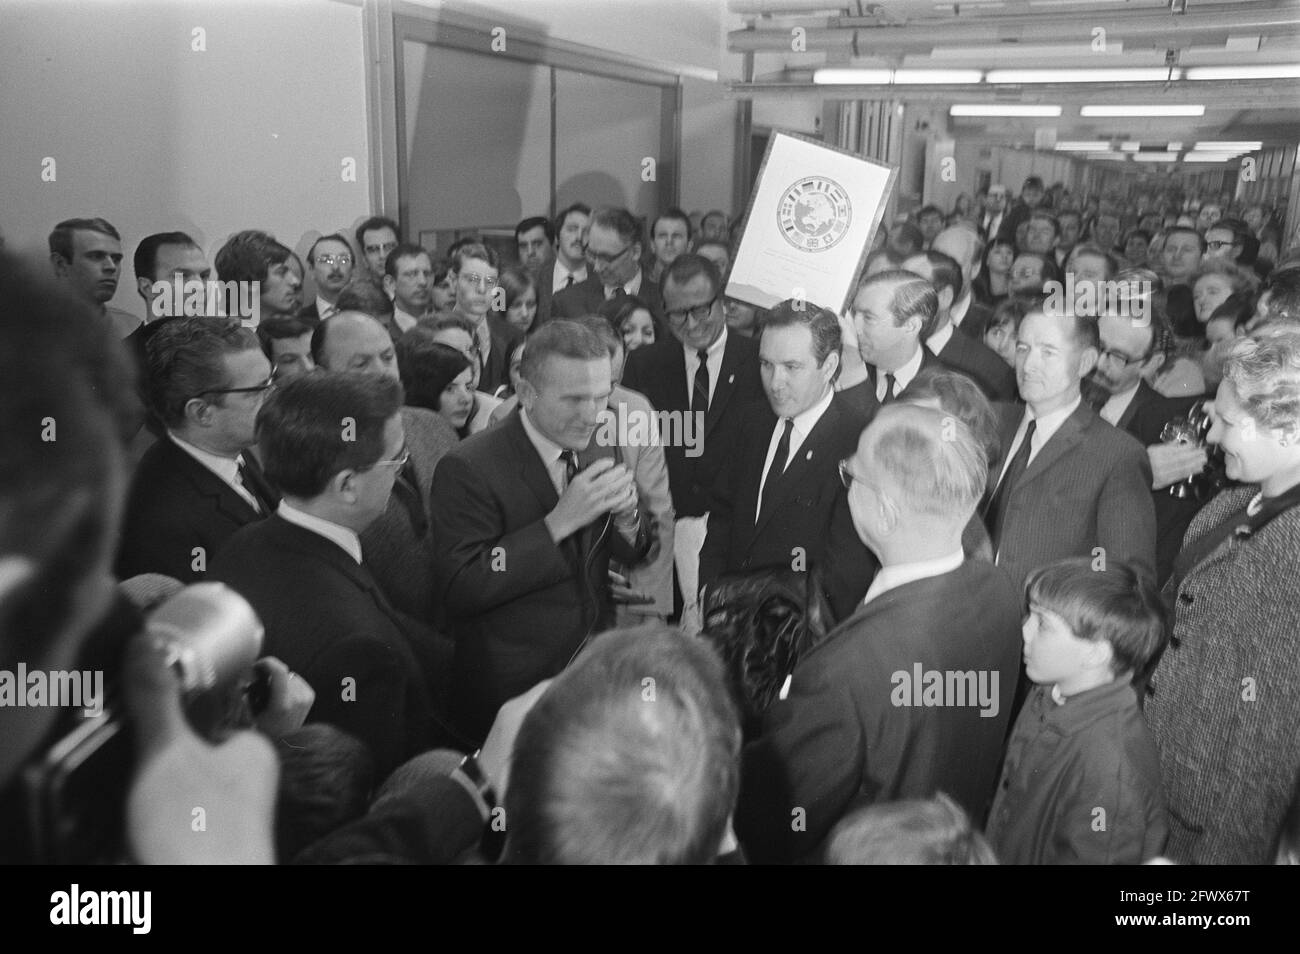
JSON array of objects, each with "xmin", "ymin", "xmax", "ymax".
[{"xmin": 1145, "ymin": 325, "xmax": 1300, "ymax": 864}]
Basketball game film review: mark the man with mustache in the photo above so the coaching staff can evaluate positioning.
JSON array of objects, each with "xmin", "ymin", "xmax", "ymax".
[{"xmin": 302, "ymin": 233, "xmax": 355, "ymax": 321}]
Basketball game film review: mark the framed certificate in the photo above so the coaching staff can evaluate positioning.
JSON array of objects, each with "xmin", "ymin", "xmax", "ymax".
[{"xmin": 726, "ymin": 131, "xmax": 896, "ymax": 315}]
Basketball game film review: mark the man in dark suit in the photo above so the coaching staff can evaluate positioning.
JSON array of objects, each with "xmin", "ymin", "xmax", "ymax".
[
  {"xmin": 209, "ymin": 372, "xmax": 454, "ymax": 777},
  {"xmin": 979, "ymin": 183, "xmax": 1009, "ymax": 242},
  {"xmin": 447, "ymin": 242, "xmax": 520, "ymax": 395},
  {"xmin": 903, "ymin": 250, "xmax": 1017, "ymax": 401},
  {"xmin": 535, "ymin": 203, "xmax": 590, "ymax": 327},
  {"xmin": 116, "ymin": 317, "xmax": 277, "ymax": 583},
  {"xmin": 314, "ymin": 310, "xmax": 460, "ymax": 623},
  {"xmin": 997, "ymin": 175, "xmax": 1046, "ymax": 244},
  {"xmin": 985, "ymin": 303, "xmax": 1156, "ymax": 591},
  {"xmin": 620, "ymin": 253, "xmax": 764, "ymax": 618},
  {"xmin": 837, "ymin": 269, "xmax": 945, "ymax": 422},
  {"xmin": 932, "ymin": 224, "xmax": 994, "ymax": 341},
  {"xmin": 430, "ymin": 321, "xmax": 653, "ymax": 742},
  {"xmin": 1089, "ymin": 309, "xmax": 1206, "ymax": 586},
  {"xmin": 699, "ymin": 299, "xmax": 869, "ymax": 591},
  {"xmin": 551, "ymin": 207, "xmax": 665, "ymax": 326},
  {"xmin": 381, "ymin": 243, "xmax": 432, "ymax": 335},
  {"xmin": 300, "ymin": 233, "xmax": 353, "ymax": 322},
  {"xmin": 735, "ymin": 404, "xmax": 1023, "ymax": 863}
]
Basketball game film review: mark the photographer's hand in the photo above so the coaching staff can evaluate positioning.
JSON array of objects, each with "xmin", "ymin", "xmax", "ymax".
[
  {"xmin": 124, "ymin": 631, "xmax": 279, "ymax": 864},
  {"xmin": 1148, "ymin": 442, "xmax": 1209, "ymax": 490},
  {"xmin": 251, "ymin": 656, "xmax": 316, "ymax": 740}
]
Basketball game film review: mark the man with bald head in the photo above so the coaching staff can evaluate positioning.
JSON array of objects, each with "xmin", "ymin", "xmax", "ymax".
[
  {"xmin": 932, "ymin": 224, "xmax": 994, "ymax": 339},
  {"xmin": 735, "ymin": 404, "xmax": 1023, "ymax": 863},
  {"xmin": 314, "ymin": 309, "xmax": 458, "ymax": 622},
  {"xmin": 902, "ymin": 249, "xmax": 1016, "ymax": 402}
]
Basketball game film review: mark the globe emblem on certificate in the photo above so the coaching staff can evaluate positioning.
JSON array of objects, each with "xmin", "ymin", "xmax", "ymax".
[{"xmin": 778, "ymin": 177, "xmax": 852, "ymax": 252}]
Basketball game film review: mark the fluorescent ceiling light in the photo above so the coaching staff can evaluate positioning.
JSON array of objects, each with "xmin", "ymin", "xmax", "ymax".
[
  {"xmin": 1193, "ymin": 141, "xmax": 1261, "ymax": 152},
  {"xmin": 1183, "ymin": 152, "xmax": 1240, "ymax": 163},
  {"xmin": 1081, "ymin": 105, "xmax": 1205, "ymax": 118},
  {"xmin": 1185, "ymin": 65, "xmax": 1300, "ymax": 80},
  {"xmin": 987, "ymin": 68, "xmax": 1178, "ymax": 83},
  {"xmin": 1132, "ymin": 153, "xmax": 1180, "ymax": 163},
  {"xmin": 1055, "ymin": 141, "xmax": 1111, "ymax": 151},
  {"xmin": 1086, "ymin": 153, "xmax": 1129, "ymax": 161},
  {"xmin": 950, "ymin": 104, "xmax": 1062, "ymax": 117},
  {"xmin": 1120, "ymin": 142, "xmax": 1141, "ymax": 152},
  {"xmin": 813, "ymin": 68, "xmax": 981, "ymax": 85},
  {"xmin": 1166, "ymin": 142, "xmax": 1183, "ymax": 152}
]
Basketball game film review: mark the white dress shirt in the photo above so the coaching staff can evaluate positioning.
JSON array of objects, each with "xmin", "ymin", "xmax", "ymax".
[
  {"xmin": 167, "ymin": 431, "xmax": 260, "ymax": 512},
  {"xmin": 1099, "ymin": 382, "xmax": 1140, "ymax": 427},
  {"xmin": 520, "ymin": 408, "xmax": 572, "ymax": 496},
  {"xmin": 863, "ymin": 549, "xmax": 965, "ymax": 605},
  {"xmin": 756, "ymin": 387, "xmax": 834, "ymax": 518},
  {"xmin": 393, "ymin": 307, "xmax": 421, "ymax": 334},
  {"xmin": 993, "ymin": 395, "xmax": 1083, "ymax": 489},
  {"xmin": 683, "ymin": 327, "xmax": 728, "ymax": 408},
  {"xmin": 606, "ymin": 267, "xmax": 643, "ymax": 301},
  {"xmin": 926, "ymin": 321, "xmax": 955, "ymax": 357},
  {"xmin": 315, "ymin": 296, "xmax": 338, "ymax": 321},
  {"xmin": 876, "ymin": 345, "xmax": 925, "ymax": 403},
  {"xmin": 552, "ymin": 259, "xmax": 587, "ymax": 293},
  {"xmin": 277, "ymin": 501, "xmax": 362, "ymax": 564},
  {"xmin": 949, "ymin": 292, "xmax": 973, "ymax": 330}
]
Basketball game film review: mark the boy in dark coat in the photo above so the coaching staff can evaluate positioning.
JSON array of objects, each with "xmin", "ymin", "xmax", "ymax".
[{"xmin": 986, "ymin": 559, "xmax": 1169, "ymax": 864}]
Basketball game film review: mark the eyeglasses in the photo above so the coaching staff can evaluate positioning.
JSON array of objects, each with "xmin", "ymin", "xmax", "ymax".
[
  {"xmin": 838, "ymin": 459, "xmax": 868, "ymax": 491},
  {"xmin": 315, "ymin": 254, "xmax": 353, "ymax": 267},
  {"xmin": 458, "ymin": 272, "xmax": 499, "ymax": 290},
  {"xmin": 364, "ymin": 242, "xmax": 398, "ymax": 256},
  {"xmin": 585, "ymin": 244, "xmax": 632, "ymax": 267},
  {"xmin": 198, "ymin": 373, "xmax": 276, "ymax": 398},
  {"xmin": 367, "ymin": 448, "xmax": 410, "ymax": 472},
  {"xmin": 1098, "ymin": 347, "xmax": 1146, "ymax": 367},
  {"xmin": 666, "ymin": 295, "xmax": 719, "ymax": 325}
]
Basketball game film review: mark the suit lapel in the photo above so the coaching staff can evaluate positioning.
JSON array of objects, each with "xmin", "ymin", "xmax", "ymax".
[
  {"xmin": 1017, "ymin": 402, "xmax": 1089, "ymax": 489},
  {"xmin": 167, "ymin": 439, "xmax": 261, "ymax": 525},
  {"xmin": 704, "ymin": 337, "xmax": 742, "ymax": 438},
  {"xmin": 1117, "ymin": 380, "xmax": 1155, "ymax": 434},
  {"xmin": 507, "ymin": 414, "xmax": 560, "ymax": 512},
  {"xmin": 750, "ymin": 401, "xmax": 837, "ymax": 540}
]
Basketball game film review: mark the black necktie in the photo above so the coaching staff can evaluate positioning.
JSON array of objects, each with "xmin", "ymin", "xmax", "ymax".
[
  {"xmin": 564, "ymin": 274, "xmax": 574, "ymax": 289},
  {"xmin": 560, "ymin": 450, "xmax": 578, "ymax": 491},
  {"xmin": 985, "ymin": 419, "xmax": 1036, "ymax": 546},
  {"xmin": 881, "ymin": 372, "xmax": 897, "ymax": 405},
  {"xmin": 391, "ymin": 458, "xmax": 428, "ymax": 539},
  {"xmin": 237, "ymin": 456, "xmax": 276, "ymax": 515},
  {"xmin": 760, "ymin": 418, "xmax": 794, "ymax": 517},
  {"xmin": 693, "ymin": 348, "xmax": 711, "ymax": 414}
]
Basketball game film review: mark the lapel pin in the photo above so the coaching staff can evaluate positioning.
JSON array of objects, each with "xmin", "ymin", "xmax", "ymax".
[
  {"xmin": 806, "ymin": 450, "xmax": 813, "ymax": 461},
  {"xmin": 728, "ymin": 374, "xmax": 735, "ymax": 384}
]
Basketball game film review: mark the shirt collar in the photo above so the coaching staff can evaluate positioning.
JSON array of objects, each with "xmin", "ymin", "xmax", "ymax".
[
  {"xmin": 519, "ymin": 407, "xmax": 571, "ymax": 470},
  {"xmin": 863, "ymin": 549, "xmax": 964, "ymax": 605},
  {"xmin": 276, "ymin": 501, "xmax": 362, "ymax": 564},
  {"xmin": 393, "ymin": 307, "xmax": 421, "ymax": 333},
  {"xmin": 553, "ymin": 258, "xmax": 587, "ymax": 287},
  {"xmin": 167, "ymin": 430, "xmax": 241, "ymax": 483},
  {"xmin": 1027, "ymin": 394, "xmax": 1082, "ymax": 433},
  {"xmin": 1099, "ymin": 382, "xmax": 1141, "ymax": 424},
  {"xmin": 950, "ymin": 293, "xmax": 972, "ymax": 327},
  {"xmin": 316, "ymin": 295, "xmax": 337, "ymax": 319},
  {"xmin": 881, "ymin": 344, "xmax": 925, "ymax": 392},
  {"xmin": 684, "ymin": 326, "xmax": 728, "ymax": 364},
  {"xmin": 926, "ymin": 321, "xmax": 955, "ymax": 355},
  {"xmin": 789, "ymin": 386, "xmax": 835, "ymax": 438}
]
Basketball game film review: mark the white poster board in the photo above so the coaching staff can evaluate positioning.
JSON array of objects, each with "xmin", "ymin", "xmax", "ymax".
[{"xmin": 726, "ymin": 131, "xmax": 896, "ymax": 315}]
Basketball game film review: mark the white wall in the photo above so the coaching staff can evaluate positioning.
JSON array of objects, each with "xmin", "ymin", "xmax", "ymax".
[
  {"xmin": 403, "ymin": 0, "xmax": 738, "ymax": 215},
  {"xmin": 0, "ymin": 0, "xmax": 372, "ymax": 316}
]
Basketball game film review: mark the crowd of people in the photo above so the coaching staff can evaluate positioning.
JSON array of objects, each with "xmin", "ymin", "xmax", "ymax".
[{"xmin": 2, "ymin": 169, "xmax": 1299, "ymax": 865}]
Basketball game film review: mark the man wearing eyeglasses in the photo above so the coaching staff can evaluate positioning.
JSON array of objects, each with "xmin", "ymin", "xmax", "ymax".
[
  {"xmin": 116, "ymin": 317, "xmax": 278, "ymax": 583},
  {"xmin": 621, "ymin": 253, "xmax": 763, "ymax": 623},
  {"xmin": 1088, "ymin": 309, "xmax": 1204, "ymax": 587},
  {"xmin": 301, "ymin": 233, "xmax": 355, "ymax": 322},
  {"xmin": 1203, "ymin": 222, "xmax": 1246, "ymax": 265},
  {"xmin": 448, "ymin": 242, "xmax": 521, "ymax": 396},
  {"xmin": 551, "ymin": 207, "xmax": 666, "ymax": 327},
  {"xmin": 209, "ymin": 372, "xmax": 459, "ymax": 776}
]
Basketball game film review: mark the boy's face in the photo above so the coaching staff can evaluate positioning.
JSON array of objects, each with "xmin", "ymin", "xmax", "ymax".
[{"xmin": 1022, "ymin": 604, "xmax": 1105, "ymax": 689}]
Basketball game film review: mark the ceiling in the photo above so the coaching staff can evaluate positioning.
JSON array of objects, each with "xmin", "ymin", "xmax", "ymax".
[{"xmin": 727, "ymin": 0, "xmax": 1300, "ymax": 161}]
